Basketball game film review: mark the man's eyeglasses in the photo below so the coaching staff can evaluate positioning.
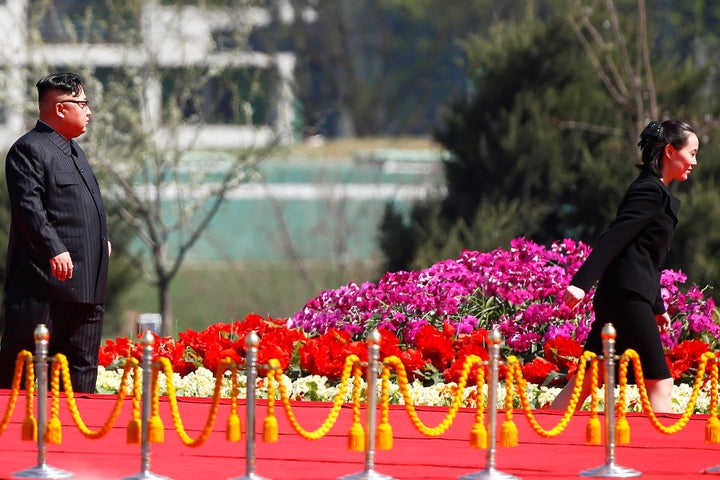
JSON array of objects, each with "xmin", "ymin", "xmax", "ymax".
[{"xmin": 59, "ymin": 99, "xmax": 90, "ymax": 110}]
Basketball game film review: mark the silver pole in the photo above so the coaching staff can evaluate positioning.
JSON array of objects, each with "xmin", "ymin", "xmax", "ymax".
[
  {"xmin": 229, "ymin": 330, "xmax": 270, "ymax": 480},
  {"xmin": 459, "ymin": 329, "xmax": 520, "ymax": 480},
  {"xmin": 121, "ymin": 329, "xmax": 170, "ymax": 480},
  {"xmin": 13, "ymin": 324, "xmax": 73, "ymax": 479},
  {"xmin": 338, "ymin": 329, "xmax": 396, "ymax": 480},
  {"xmin": 580, "ymin": 323, "xmax": 640, "ymax": 478}
]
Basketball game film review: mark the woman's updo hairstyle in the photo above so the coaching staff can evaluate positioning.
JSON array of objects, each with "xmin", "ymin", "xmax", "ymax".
[{"xmin": 637, "ymin": 120, "xmax": 695, "ymax": 176}]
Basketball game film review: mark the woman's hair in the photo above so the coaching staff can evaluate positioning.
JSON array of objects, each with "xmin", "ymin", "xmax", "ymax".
[{"xmin": 637, "ymin": 120, "xmax": 696, "ymax": 176}]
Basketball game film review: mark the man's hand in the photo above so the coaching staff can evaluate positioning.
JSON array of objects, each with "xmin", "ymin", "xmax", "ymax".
[{"xmin": 50, "ymin": 251, "xmax": 73, "ymax": 281}]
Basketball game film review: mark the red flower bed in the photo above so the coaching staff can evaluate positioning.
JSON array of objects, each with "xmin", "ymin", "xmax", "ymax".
[{"xmin": 99, "ymin": 313, "xmax": 710, "ymax": 386}]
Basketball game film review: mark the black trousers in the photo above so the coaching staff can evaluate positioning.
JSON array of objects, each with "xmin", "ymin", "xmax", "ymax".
[
  {"xmin": 0, "ymin": 293, "xmax": 104, "ymax": 393},
  {"xmin": 583, "ymin": 287, "xmax": 671, "ymax": 381}
]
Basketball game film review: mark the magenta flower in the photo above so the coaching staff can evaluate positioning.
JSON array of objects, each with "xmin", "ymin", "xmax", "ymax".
[{"xmin": 289, "ymin": 238, "xmax": 720, "ymax": 362}]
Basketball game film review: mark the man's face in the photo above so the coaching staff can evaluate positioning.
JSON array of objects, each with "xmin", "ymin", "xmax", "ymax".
[{"xmin": 49, "ymin": 86, "xmax": 92, "ymax": 138}]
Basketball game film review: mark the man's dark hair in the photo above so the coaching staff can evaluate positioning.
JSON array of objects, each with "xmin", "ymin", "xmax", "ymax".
[{"xmin": 36, "ymin": 72, "xmax": 84, "ymax": 103}]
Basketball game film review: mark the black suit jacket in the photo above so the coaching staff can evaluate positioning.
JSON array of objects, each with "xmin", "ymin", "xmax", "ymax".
[
  {"xmin": 571, "ymin": 171, "xmax": 680, "ymax": 314},
  {"xmin": 4, "ymin": 121, "xmax": 109, "ymax": 304}
]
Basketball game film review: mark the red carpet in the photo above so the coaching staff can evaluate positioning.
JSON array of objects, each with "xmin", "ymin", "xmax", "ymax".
[{"xmin": 1, "ymin": 391, "xmax": 719, "ymax": 479}]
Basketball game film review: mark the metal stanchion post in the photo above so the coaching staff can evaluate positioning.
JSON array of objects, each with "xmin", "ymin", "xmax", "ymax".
[
  {"xmin": 122, "ymin": 329, "xmax": 171, "ymax": 480},
  {"xmin": 13, "ymin": 324, "xmax": 74, "ymax": 479},
  {"xmin": 580, "ymin": 323, "xmax": 640, "ymax": 478},
  {"xmin": 229, "ymin": 330, "xmax": 270, "ymax": 480},
  {"xmin": 459, "ymin": 329, "xmax": 520, "ymax": 480},
  {"xmin": 339, "ymin": 329, "xmax": 397, "ymax": 480}
]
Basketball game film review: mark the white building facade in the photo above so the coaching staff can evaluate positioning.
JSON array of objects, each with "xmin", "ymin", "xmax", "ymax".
[{"xmin": 0, "ymin": 0, "xmax": 297, "ymax": 150}]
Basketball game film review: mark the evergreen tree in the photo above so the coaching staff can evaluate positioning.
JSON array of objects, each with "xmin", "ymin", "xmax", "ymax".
[{"xmin": 379, "ymin": 17, "xmax": 631, "ymax": 271}]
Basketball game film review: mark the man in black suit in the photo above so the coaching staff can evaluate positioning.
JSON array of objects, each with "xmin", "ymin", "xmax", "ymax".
[{"xmin": 0, "ymin": 72, "xmax": 110, "ymax": 393}]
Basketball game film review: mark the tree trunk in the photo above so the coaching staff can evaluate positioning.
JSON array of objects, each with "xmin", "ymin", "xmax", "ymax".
[{"xmin": 159, "ymin": 278, "xmax": 173, "ymax": 337}]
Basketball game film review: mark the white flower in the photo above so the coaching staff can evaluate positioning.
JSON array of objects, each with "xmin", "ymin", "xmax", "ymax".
[{"xmin": 93, "ymin": 367, "xmax": 714, "ymax": 414}]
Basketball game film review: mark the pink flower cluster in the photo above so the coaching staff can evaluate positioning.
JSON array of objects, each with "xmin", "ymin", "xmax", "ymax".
[{"xmin": 289, "ymin": 238, "xmax": 719, "ymax": 361}]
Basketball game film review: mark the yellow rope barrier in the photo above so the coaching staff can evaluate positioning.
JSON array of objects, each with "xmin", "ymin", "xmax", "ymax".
[
  {"xmin": 50, "ymin": 354, "xmax": 138, "ymax": 439},
  {"xmin": 227, "ymin": 365, "xmax": 242, "ymax": 442},
  {"xmin": 585, "ymin": 357, "xmax": 602, "ymax": 445},
  {"xmin": 468, "ymin": 363, "xmax": 487, "ymax": 449},
  {"xmin": 264, "ymin": 369, "xmax": 279, "ymax": 442},
  {"xmin": 45, "ymin": 357, "xmax": 63, "ymax": 443},
  {"xmin": 500, "ymin": 359, "xmax": 519, "ymax": 447},
  {"xmin": 265, "ymin": 354, "xmax": 359, "ymax": 441},
  {"xmin": 154, "ymin": 356, "xmax": 231, "ymax": 447},
  {"xmin": 127, "ymin": 364, "xmax": 142, "ymax": 444},
  {"xmin": 0, "ymin": 350, "xmax": 34, "ymax": 439},
  {"xmin": 148, "ymin": 367, "xmax": 165, "ymax": 442},
  {"xmin": 706, "ymin": 360, "xmax": 720, "ymax": 444},
  {"xmin": 507, "ymin": 351, "xmax": 597, "ymax": 438},
  {"xmin": 347, "ymin": 363, "xmax": 365, "ymax": 451},
  {"xmin": 616, "ymin": 349, "xmax": 714, "ymax": 440},
  {"xmin": 382, "ymin": 354, "xmax": 482, "ymax": 437},
  {"xmin": 22, "ymin": 353, "xmax": 37, "ymax": 441},
  {"xmin": 376, "ymin": 363, "xmax": 394, "ymax": 450}
]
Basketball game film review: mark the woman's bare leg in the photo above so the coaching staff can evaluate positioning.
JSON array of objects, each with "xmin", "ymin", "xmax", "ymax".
[
  {"xmin": 550, "ymin": 373, "xmax": 596, "ymax": 411},
  {"xmin": 644, "ymin": 377, "xmax": 674, "ymax": 413}
]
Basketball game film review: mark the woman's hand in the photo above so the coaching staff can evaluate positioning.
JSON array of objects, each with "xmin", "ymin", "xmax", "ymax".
[
  {"xmin": 562, "ymin": 285, "xmax": 586, "ymax": 310},
  {"xmin": 656, "ymin": 312, "xmax": 671, "ymax": 333}
]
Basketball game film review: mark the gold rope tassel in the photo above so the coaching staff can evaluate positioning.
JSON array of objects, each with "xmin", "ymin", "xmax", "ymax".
[
  {"xmin": 127, "ymin": 364, "xmax": 142, "ymax": 444},
  {"xmin": 44, "ymin": 358, "xmax": 63, "ymax": 444},
  {"xmin": 227, "ymin": 366, "xmax": 242, "ymax": 442},
  {"xmin": 615, "ymin": 416, "xmax": 631, "ymax": 445},
  {"xmin": 44, "ymin": 416, "xmax": 62, "ymax": 444},
  {"xmin": 22, "ymin": 415, "xmax": 37, "ymax": 441},
  {"xmin": 263, "ymin": 414, "xmax": 278, "ymax": 443},
  {"xmin": 707, "ymin": 361, "xmax": 720, "ymax": 444},
  {"xmin": 348, "ymin": 421, "xmax": 365, "ymax": 452},
  {"xmin": 347, "ymin": 364, "xmax": 365, "ymax": 452},
  {"xmin": 470, "ymin": 364, "xmax": 487, "ymax": 449},
  {"xmin": 499, "ymin": 363, "xmax": 518, "ymax": 448},
  {"xmin": 263, "ymin": 415, "xmax": 278, "ymax": 443},
  {"xmin": 127, "ymin": 418, "xmax": 141, "ymax": 444},
  {"xmin": 585, "ymin": 415, "xmax": 601, "ymax": 445},
  {"xmin": 375, "ymin": 365, "xmax": 393, "ymax": 450},
  {"xmin": 148, "ymin": 414, "xmax": 164, "ymax": 443},
  {"xmin": 499, "ymin": 419, "xmax": 518, "ymax": 447},
  {"xmin": 147, "ymin": 368, "xmax": 164, "ymax": 443},
  {"xmin": 614, "ymin": 355, "xmax": 631, "ymax": 445},
  {"xmin": 706, "ymin": 416, "xmax": 720, "ymax": 444},
  {"xmin": 21, "ymin": 351, "xmax": 37, "ymax": 441},
  {"xmin": 227, "ymin": 413, "xmax": 242, "ymax": 443},
  {"xmin": 376, "ymin": 421, "xmax": 393, "ymax": 450},
  {"xmin": 470, "ymin": 421, "xmax": 487, "ymax": 449},
  {"xmin": 263, "ymin": 369, "xmax": 278, "ymax": 443}
]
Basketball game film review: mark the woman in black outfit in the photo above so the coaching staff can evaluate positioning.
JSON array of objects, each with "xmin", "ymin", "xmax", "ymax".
[{"xmin": 551, "ymin": 120, "xmax": 699, "ymax": 413}]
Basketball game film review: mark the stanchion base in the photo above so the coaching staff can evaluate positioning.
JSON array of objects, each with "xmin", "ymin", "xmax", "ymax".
[
  {"xmin": 579, "ymin": 462, "xmax": 641, "ymax": 478},
  {"xmin": 120, "ymin": 471, "xmax": 172, "ymax": 480},
  {"xmin": 702, "ymin": 464, "xmax": 720, "ymax": 474},
  {"xmin": 458, "ymin": 467, "xmax": 521, "ymax": 480},
  {"xmin": 13, "ymin": 463, "xmax": 74, "ymax": 479},
  {"xmin": 227, "ymin": 473, "xmax": 272, "ymax": 480},
  {"xmin": 337, "ymin": 469, "xmax": 397, "ymax": 480}
]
